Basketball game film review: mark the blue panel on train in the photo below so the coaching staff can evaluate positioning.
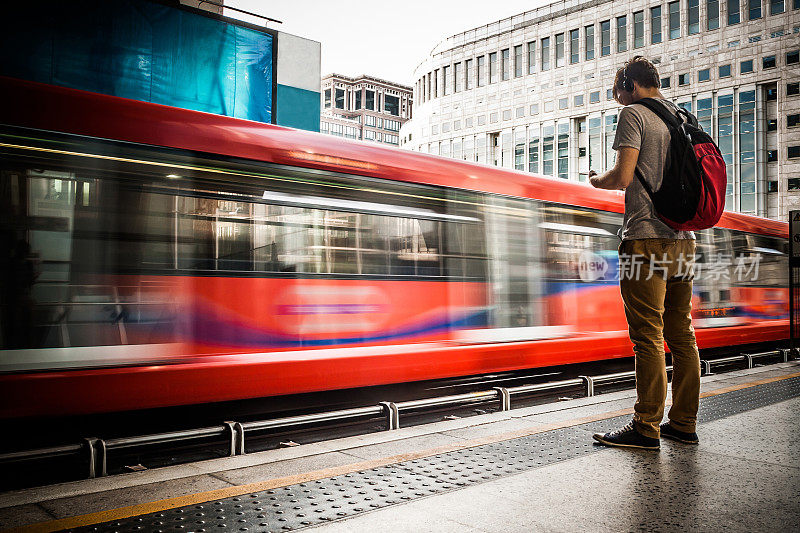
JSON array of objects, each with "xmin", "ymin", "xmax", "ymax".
[{"xmin": 0, "ymin": 0, "xmax": 273, "ymax": 123}]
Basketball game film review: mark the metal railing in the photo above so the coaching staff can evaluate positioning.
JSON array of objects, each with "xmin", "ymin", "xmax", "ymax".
[{"xmin": 1, "ymin": 348, "xmax": 794, "ymax": 480}]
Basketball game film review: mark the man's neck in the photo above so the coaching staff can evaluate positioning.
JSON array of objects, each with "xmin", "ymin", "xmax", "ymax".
[{"xmin": 632, "ymin": 89, "xmax": 664, "ymax": 102}]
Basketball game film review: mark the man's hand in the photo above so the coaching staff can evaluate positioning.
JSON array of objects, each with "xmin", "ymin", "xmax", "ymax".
[{"xmin": 588, "ymin": 170, "xmax": 600, "ymax": 188}]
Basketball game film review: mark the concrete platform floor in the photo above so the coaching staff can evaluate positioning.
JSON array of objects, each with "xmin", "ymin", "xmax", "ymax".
[{"xmin": 1, "ymin": 362, "xmax": 798, "ymax": 532}]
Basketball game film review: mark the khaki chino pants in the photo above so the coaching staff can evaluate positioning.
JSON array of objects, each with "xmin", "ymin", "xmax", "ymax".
[{"xmin": 619, "ymin": 238, "xmax": 701, "ymax": 439}]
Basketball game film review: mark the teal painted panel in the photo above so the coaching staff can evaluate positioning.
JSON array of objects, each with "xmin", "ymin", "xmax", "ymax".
[
  {"xmin": 277, "ymin": 84, "xmax": 320, "ymax": 132},
  {"xmin": 1, "ymin": 0, "xmax": 273, "ymax": 123}
]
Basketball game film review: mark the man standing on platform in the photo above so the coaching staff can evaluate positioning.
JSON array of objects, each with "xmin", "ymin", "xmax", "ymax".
[{"xmin": 588, "ymin": 56, "xmax": 701, "ymax": 449}]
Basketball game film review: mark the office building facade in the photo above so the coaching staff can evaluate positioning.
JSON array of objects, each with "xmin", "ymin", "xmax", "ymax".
[
  {"xmin": 402, "ymin": 0, "xmax": 800, "ymax": 220},
  {"xmin": 321, "ymin": 74, "xmax": 412, "ymax": 146}
]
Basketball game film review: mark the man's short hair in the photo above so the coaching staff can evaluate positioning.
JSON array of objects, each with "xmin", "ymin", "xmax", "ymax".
[{"xmin": 613, "ymin": 56, "xmax": 660, "ymax": 102}]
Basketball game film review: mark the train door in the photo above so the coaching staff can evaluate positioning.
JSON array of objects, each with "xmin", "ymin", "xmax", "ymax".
[
  {"xmin": 477, "ymin": 195, "xmax": 544, "ymax": 337},
  {"xmin": 539, "ymin": 203, "xmax": 626, "ymax": 332},
  {"xmin": 693, "ymin": 228, "xmax": 737, "ymax": 327}
]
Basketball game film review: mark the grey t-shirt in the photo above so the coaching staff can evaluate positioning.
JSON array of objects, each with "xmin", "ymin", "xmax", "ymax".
[{"xmin": 613, "ymin": 98, "xmax": 694, "ymax": 241}]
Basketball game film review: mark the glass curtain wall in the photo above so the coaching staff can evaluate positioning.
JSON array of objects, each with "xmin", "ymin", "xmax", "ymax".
[
  {"xmin": 718, "ymin": 94, "xmax": 735, "ymax": 209},
  {"xmin": 557, "ymin": 123, "xmax": 569, "ymax": 179},
  {"xmin": 739, "ymin": 90, "xmax": 757, "ymax": 213},
  {"xmin": 542, "ymin": 125, "xmax": 555, "ymax": 176}
]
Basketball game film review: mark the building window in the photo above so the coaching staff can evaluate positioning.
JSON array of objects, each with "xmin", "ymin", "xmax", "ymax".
[
  {"xmin": 514, "ymin": 45, "xmax": 523, "ymax": 77},
  {"xmin": 570, "ymin": 29, "xmax": 580, "ymax": 64},
  {"xmin": 528, "ymin": 136, "xmax": 540, "ymax": 173},
  {"xmin": 557, "ymin": 123, "xmax": 569, "ymax": 179},
  {"xmin": 516, "ymin": 106, "xmax": 525, "ymax": 118},
  {"xmin": 442, "ymin": 65, "xmax": 450, "ymax": 95},
  {"xmin": 574, "ymin": 94, "xmax": 584, "ymax": 106},
  {"xmin": 502, "ymin": 109, "xmax": 511, "ymax": 121},
  {"xmin": 454, "ymin": 62, "xmax": 462, "ymax": 92},
  {"xmin": 719, "ymin": 64, "xmax": 732, "ymax": 77},
  {"xmin": 661, "ymin": 76, "xmax": 671, "ymax": 88},
  {"xmin": 544, "ymin": 101, "xmax": 554, "ymax": 112},
  {"xmin": 542, "ymin": 125, "xmax": 554, "ymax": 175},
  {"xmin": 335, "ymin": 88, "xmax": 346, "ymax": 109},
  {"xmin": 465, "ymin": 59, "xmax": 473, "ymax": 90},
  {"xmin": 788, "ymin": 82, "xmax": 800, "ymax": 96},
  {"xmin": 541, "ymin": 37, "xmax": 551, "ymax": 70},
  {"xmin": 678, "ymin": 73, "xmax": 690, "ymax": 86},
  {"xmin": 477, "ymin": 56, "xmax": 485, "ymax": 87},
  {"xmin": 530, "ymin": 103, "xmax": 539, "ymax": 114},
  {"xmin": 688, "ymin": 0, "xmax": 700, "ymax": 34},
  {"xmin": 668, "ymin": 1, "xmax": 680, "ymax": 39},
  {"xmin": 749, "ymin": 0, "xmax": 762, "ymax": 18},
  {"xmin": 787, "ymin": 50, "xmax": 800, "ymax": 65},
  {"xmin": 768, "ymin": 181, "xmax": 778, "ymax": 192},
  {"xmin": 477, "ymin": 115, "xmax": 486, "ymax": 126},
  {"xmin": 555, "ymin": 33, "xmax": 565, "ymax": 68},
  {"xmin": 385, "ymin": 95, "xmax": 399, "ymax": 116},
  {"xmin": 708, "ymin": 0, "xmax": 720, "ymax": 29},
  {"xmin": 766, "ymin": 87, "xmax": 778, "ymax": 101},
  {"xmin": 606, "ymin": 88, "xmax": 614, "ymax": 100},
  {"xmin": 590, "ymin": 91, "xmax": 600, "ymax": 103},
  {"xmin": 763, "ymin": 56, "xmax": 776, "ymax": 69},
  {"xmin": 697, "ymin": 97, "xmax": 712, "ymax": 132},
  {"xmin": 771, "ymin": 0, "xmax": 785, "ymax": 14},
  {"xmin": 490, "ymin": 112, "xmax": 499, "ymax": 123},
  {"xmin": 633, "ymin": 11, "xmax": 644, "ymax": 48},
  {"xmin": 698, "ymin": 69, "xmax": 711, "ymax": 82},
  {"xmin": 324, "ymin": 88, "xmax": 331, "ymax": 108},
  {"xmin": 558, "ymin": 98, "xmax": 568, "ymax": 110},
  {"xmin": 616, "ymin": 16, "xmax": 627, "ymax": 53},
  {"xmin": 527, "ymin": 42, "xmax": 536, "ymax": 74},
  {"xmin": 501, "ymin": 49, "xmax": 510, "ymax": 81},
  {"xmin": 651, "ymin": 6, "xmax": 662, "ymax": 44},
  {"xmin": 741, "ymin": 60, "xmax": 754, "ymax": 73},
  {"xmin": 789, "ymin": 146, "xmax": 800, "ymax": 159},
  {"xmin": 489, "ymin": 52, "xmax": 497, "ymax": 83},
  {"xmin": 739, "ymin": 90, "xmax": 757, "ymax": 213},
  {"xmin": 767, "ymin": 119, "xmax": 778, "ymax": 131},
  {"xmin": 718, "ymin": 94, "xmax": 734, "ymax": 208},
  {"xmin": 728, "ymin": 0, "xmax": 741, "ymax": 24},
  {"xmin": 585, "ymin": 25, "xmax": 595, "ymax": 60},
  {"xmin": 788, "ymin": 114, "xmax": 800, "ymax": 127},
  {"xmin": 433, "ymin": 69, "xmax": 439, "ymax": 98},
  {"xmin": 790, "ymin": 178, "xmax": 800, "ymax": 191},
  {"xmin": 600, "ymin": 20, "xmax": 611, "ymax": 56}
]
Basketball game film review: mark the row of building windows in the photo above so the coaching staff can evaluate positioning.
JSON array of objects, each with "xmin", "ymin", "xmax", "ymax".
[
  {"xmin": 416, "ymin": 0, "xmax": 799, "ymax": 103},
  {"xmin": 319, "ymin": 122, "xmax": 401, "ymax": 145},
  {"xmin": 324, "ymin": 88, "xmax": 403, "ymax": 116},
  {"xmin": 425, "ymin": 58, "xmax": 798, "ymax": 136},
  {"xmin": 421, "ymin": 88, "xmax": 798, "ymax": 214}
]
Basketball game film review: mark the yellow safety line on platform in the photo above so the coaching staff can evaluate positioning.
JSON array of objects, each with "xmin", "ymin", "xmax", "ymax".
[{"xmin": 9, "ymin": 369, "xmax": 800, "ymax": 533}]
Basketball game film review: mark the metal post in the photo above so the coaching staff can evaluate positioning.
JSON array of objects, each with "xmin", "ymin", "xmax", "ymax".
[
  {"xmin": 701, "ymin": 360, "xmax": 713, "ymax": 376},
  {"xmin": 96, "ymin": 439, "xmax": 107, "ymax": 477},
  {"xmin": 380, "ymin": 402, "xmax": 399, "ymax": 430},
  {"xmin": 744, "ymin": 354, "xmax": 754, "ymax": 369},
  {"xmin": 223, "ymin": 421, "xmax": 244, "ymax": 456},
  {"xmin": 493, "ymin": 387, "xmax": 511, "ymax": 411},
  {"xmin": 579, "ymin": 376, "xmax": 594, "ymax": 397},
  {"xmin": 84, "ymin": 437, "xmax": 98, "ymax": 479}
]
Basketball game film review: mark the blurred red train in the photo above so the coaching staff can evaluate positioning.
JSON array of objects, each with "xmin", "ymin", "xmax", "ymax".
[{"xmin": 0, "ymin": 77, "xmax": 788, "ymax": 418}]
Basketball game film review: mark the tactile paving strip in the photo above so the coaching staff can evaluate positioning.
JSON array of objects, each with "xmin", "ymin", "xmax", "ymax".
[{"xmin": 71, "ymin": 375, "xmax": 800, "ymax": 533}]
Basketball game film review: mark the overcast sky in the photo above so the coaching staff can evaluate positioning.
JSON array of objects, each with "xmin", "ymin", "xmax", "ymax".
[{"xmin": 225, "ymin": 1, "xmax": 551, "ymax": 86}]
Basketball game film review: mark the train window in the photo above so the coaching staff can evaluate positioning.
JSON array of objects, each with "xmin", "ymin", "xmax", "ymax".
[
  {"xmin": 730, "ymin": 231, "xmax": 788, "ymax": 287},
  {"xmin": 540, "ymin": 204, "xmax": 622, "ymax": 282},
  {"xmin": 1, "ymin": 128, "xmax": 492, "ymax": 349}
]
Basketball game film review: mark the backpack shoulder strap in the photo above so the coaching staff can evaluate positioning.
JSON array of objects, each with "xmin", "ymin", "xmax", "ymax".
[{"xmin": 632, "ymin": 97, "xmax": 681, "ymax": 130}]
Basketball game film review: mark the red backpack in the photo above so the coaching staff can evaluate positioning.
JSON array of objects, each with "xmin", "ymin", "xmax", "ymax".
[{"xmin": 632, "ymin": 98, "xmax": 727, "ymax": 231}]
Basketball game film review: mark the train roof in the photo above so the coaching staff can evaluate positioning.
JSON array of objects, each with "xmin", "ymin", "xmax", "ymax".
[{"xmin": 0, "ymin": 76, "xmax": 787, "ymax": 238}]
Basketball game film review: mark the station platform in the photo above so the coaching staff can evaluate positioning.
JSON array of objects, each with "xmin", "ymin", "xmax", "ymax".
[{"xmin": 2, "ymin": 362, "xmax": 798, "ymax": 533}]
